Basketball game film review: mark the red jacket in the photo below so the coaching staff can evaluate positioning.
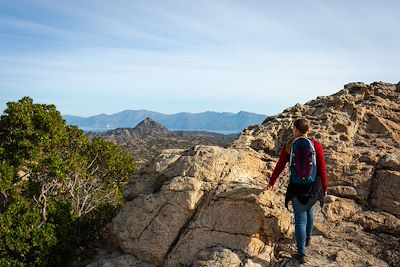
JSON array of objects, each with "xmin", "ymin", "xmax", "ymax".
[{"xmin": 269, "ymin": 139, "xmax": 328, "ymax": 193}]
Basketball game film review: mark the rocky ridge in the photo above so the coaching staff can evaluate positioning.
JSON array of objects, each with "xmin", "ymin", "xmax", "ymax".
[{"xmin": 88, "ymin": 82, "xmax": 400, "ymax": 267}]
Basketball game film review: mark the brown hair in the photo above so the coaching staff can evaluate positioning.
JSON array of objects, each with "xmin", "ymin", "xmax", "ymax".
[
  {"xmin": 293, "ymin": 118, "xmax": 309, "ymax": 134},
  {"xmin": 285, "ymin": 118, "xmax": 310, "ymax": 153}
]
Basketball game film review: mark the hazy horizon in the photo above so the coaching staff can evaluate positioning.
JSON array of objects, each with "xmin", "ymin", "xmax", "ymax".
[
  {"xmin": 63, "ymin": 109, "xmax": 267, "ymax": 117},
  {"xmin": 1, "ymin": 0, "xmax": 399, "ymax": 116}
]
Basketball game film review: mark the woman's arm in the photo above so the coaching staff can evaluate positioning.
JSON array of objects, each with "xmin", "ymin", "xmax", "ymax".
[
  {"xmin": 268, "ymin": 147, "xmax": 290, "ymax": 187},
  {"xmin": 314, "ymin": 141, "xmax": 328, "ymax": 194}
]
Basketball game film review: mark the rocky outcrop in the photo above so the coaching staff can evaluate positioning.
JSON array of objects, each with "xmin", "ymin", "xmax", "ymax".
[
  {"xmin": 233, "ymin": 82, "xmax": 400, "ymax": 209},
  {"xmin": 89, "ymin": 82, "xmax": 400, "ymax": 266},
  {"xmin": 111, "ymin": 146, "xmax": 293, "ymax": 266},
  {"xmin": 370, "ymin": 154, "xmax": 400, "ymax": 216}
]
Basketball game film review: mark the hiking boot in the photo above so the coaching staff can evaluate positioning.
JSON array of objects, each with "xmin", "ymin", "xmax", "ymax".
[
  {"xmin": 306, "ymin": 237, "xmax": 311, "ymax": 247},
  {"xmin": 296, "ymin": 255, "xmax": 307, "ymax": 264}
]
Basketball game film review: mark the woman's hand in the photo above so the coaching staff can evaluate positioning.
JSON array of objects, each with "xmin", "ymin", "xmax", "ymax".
[{"xmin": 267, "ymin": 184, "xmax": 273, "ymax": 191}]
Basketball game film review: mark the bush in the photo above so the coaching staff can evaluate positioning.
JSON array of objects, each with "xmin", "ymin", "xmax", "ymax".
[
  {"xmin": 0, "ymin": 97, "xmax": 136, "ymax": 266},
  {"xmin": 0, "ymin": 197, "xmax": 57, "ymax": 266}
]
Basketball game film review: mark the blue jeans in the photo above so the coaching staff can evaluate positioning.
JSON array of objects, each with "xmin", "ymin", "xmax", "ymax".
[{"xmin": 292, "ymin": 197, "xmax": 314, "ymax": 256}]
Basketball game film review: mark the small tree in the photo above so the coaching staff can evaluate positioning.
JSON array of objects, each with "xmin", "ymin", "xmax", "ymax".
[{"xmin": 0, "ymin": 97, "xmax": 136, "ymax": 265}]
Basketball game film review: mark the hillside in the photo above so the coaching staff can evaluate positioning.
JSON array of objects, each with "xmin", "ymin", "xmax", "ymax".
[
  {"xmin": 89, "ymin": 82, "xmax": 400, "ymax": 267},
  {"xmin": 88, "ymin": 118, "xmax": 238, "ymax": 166},
  {"xmin": 64, "ymin": 110, "xmax": 266, "ymax": 132}
]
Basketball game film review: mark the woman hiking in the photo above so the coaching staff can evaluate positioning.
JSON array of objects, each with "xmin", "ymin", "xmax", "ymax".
[{"xmin": 267, "ymin": 118, "xmax": 328, "ymax": 264}]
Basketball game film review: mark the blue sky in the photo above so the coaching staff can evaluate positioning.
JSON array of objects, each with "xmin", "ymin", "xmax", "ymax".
[{"xmin": 0, "ymin": 0, "xmax": 399, "ymax": 116}]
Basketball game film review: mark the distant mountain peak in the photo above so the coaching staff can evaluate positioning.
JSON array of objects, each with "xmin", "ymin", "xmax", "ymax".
[
  {"xmin": 136, "ymin": 117, "xmax": 161, "ymax": 127},
  {"xmin": 134, "ymin": 117, "xmax": 171, "ymax": 138}
]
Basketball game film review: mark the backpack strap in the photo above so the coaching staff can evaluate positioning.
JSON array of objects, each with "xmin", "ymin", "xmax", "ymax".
[
  {"xmin": 289, "ymin": 137, "xmax": 301, "ymax": 167},
  {"xmin": 305, "ymin": 138, "xmax": 317, "ymax": 164}
]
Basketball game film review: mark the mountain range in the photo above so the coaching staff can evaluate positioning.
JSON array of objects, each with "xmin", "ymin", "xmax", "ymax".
[{"xmin": 63, "ymin": 110, "xmax": 266, "ymax": 133}]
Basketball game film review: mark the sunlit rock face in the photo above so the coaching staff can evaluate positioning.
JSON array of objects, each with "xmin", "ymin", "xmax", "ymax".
[{"xmin": 89, "ymin": 82, "xmax": 400, "ymax": 267}]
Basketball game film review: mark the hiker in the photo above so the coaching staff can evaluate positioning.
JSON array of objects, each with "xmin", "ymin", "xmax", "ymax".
[{"xmin": 267, "ymin": 118, "xmax": 327, "ymax": 264}]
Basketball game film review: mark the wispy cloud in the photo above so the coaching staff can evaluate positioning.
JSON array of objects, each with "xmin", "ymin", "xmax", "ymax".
[{"xmin": 0, "ymin": 0, "xmax": 399, "ymax": 116}]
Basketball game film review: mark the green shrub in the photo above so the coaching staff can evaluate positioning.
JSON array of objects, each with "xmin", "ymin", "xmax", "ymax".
[
  {"xmin": 0, "ymin": 197, "xmax": 57, "ymax": 266},
  {"xmin": 0, "ymin": 97, "xmax": 136, "ymax": 266}
]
